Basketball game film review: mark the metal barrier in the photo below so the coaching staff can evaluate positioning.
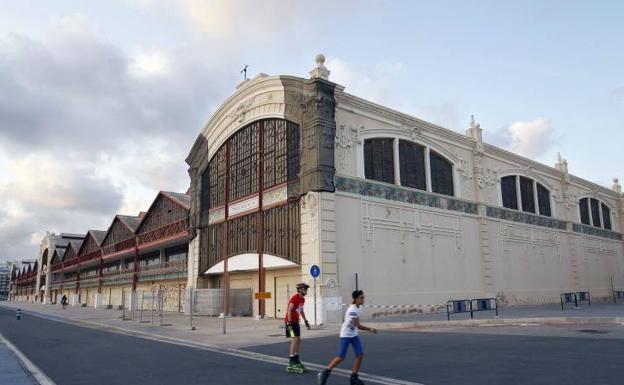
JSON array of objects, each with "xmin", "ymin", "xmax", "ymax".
[
  {"xmin": 613, "ymin": 290, "xmax": 624, "ymax": 304},
  {"xmin": 446, "ymin": 298, "xmax": 499, "ymax": 320},
  {"xmin": 576, "ymin": 291, "xmax": 591, "ymax": 306},
  {"xmin": 446, "ymin": 299, "xmax": 471, "ymax": 320},
  {"xmin": 471, "ymin": 298, "xmax": 499, "ymax": 318},
  {"xmin": 560, "ymin": 292, "xmax": 578, "ymax": 310}
]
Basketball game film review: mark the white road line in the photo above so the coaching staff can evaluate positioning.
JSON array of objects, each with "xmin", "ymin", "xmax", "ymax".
[
  {"xmin": 0, "ymin": 332, "xmax": 57, "ymax": 385},
  {"xmin": 9, "ymin": 307, "xmax": 426, "ymax": 385}
]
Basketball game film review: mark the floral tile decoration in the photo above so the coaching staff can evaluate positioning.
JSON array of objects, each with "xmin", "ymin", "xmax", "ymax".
[{"xmin": 335, "ymin": 175, "xmax": 622, "ymax": 241}]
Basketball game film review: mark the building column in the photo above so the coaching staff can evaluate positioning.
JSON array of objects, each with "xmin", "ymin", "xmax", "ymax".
[{"xmin": 466, "ymin": 116, "xmax": 494, "ymax": 296}]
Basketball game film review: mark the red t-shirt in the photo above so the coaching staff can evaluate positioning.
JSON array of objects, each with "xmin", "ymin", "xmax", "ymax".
[{"xmin": 285, "ymin": 293, "xmax": 305, "ymax": 323}]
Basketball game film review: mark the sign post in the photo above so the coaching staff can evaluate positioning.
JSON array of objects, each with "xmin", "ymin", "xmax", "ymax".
[{"xmin": 310, "ymin": 265, "xmax": 320, "ymax": 326}]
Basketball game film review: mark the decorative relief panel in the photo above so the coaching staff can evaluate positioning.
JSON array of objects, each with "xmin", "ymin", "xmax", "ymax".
[
  {"xmin": 500, "ymin": 223, "xmax": 561, "ymax": 262},
  {"xmin": 360, "ymin": 199, "xmax": 464, "ymax": 255},
  {"xmin": 335, "ymin": 124, "xmax": 359, "ymax": 171},
  {"xmin": 583, "ymin": 237, "xmax": 617, "ymax": 256}
]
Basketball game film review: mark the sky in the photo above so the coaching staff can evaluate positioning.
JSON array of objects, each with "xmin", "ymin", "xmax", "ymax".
[{"xmin": 1, "ymin": 0, "xmax": 623, "ymax": 263}]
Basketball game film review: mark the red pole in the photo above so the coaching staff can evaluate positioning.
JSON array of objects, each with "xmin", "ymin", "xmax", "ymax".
[
  {"xmin": 98, "ymin": 250, "xmax": 103, "ymax": 294},
  {"xmin": 224, "ymin": 139, "xmax": 230, "ymax": 316},
  {"xmin": 132, "ymin": 239, "xmax": 139, "ymax": 292},
  {"xmin": 258, "ymin": 120, "xmax": 265, "ymax": 318}
]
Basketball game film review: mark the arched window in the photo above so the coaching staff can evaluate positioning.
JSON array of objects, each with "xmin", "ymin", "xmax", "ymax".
[
  {"xmin": 364, "ymin": 138, "xmax": 394, "ymax": 184},
  {"xmin": 399, "ymin": 140, "xmax": 426, "ymax": 190},
  {"xmin": 362, "ymin": 137, "xmax": 455, "ymax": 196},
  {"xmin": 500, "ymin": 175, "xmax": 551, "ymax": 217},
  {"xmin": 430, "ymin": 151, "xmax": 454, "ymax": 196},
  {"xmin": 579, "ymin": 197, "xmax": 612, "ymax": 230}
]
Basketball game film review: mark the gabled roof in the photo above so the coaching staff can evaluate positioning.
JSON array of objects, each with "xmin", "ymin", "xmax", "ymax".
[
  {"xmin": 135, "ymin": 191, "xmax": 190, "ymax": 234},
  {"xmin": 50, "ymin": 249, "xmax": 63, "ymax": 265},
  {"xmin": 100, "ymin": 215, "xmax": 141, "ymax": 247},
  {"xmin": 90, "ymin": 230, "xmax": 107, "ymax": 245},
  {"xmin": 76, "ymin": 230, "xmax": 105, "ymax": 256},
  {"xmin": 163, "ymin": 191, "xmax": 191, "ymax": 209},
  {"xmin": 117, "ymin": 215, "xmax": 142, "ymax": 232}
]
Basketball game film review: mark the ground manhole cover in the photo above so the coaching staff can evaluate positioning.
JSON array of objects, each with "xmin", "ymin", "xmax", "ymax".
[{"xmin": 577, "ymin": 329, "xmax": 609, "ymax": 334}]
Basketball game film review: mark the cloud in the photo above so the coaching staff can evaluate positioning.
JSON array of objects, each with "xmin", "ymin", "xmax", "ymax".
[
  {"xmin": 130, "ymin": 0, "xmax": 316, "ymax": 42},
  {"xmin": 486, "ymin": 117, "xmax": 556, "ymax": 159},
  {"xmin": 0, "ymin": 14, "xmax": 241, "ymax": 261},
  {"xmin": 327, "ymin": 57, "xmax": 406, "ymax": 105}
]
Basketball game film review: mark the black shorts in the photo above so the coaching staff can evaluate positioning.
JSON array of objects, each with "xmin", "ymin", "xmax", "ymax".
[{"xmin": 285, "ymin": 322, "xmax": 301, "ymax": 338}]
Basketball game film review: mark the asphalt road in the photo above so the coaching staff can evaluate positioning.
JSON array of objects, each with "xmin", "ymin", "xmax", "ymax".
[
  {"xmin": 2, "ymin": 306, "xmax": 624, "ymax": 385},
  {"xmin": 248, "ymin": 325, "xmax": 624, "ymax": 385},
  {"xmin": 0, "ymin": 307, "xmax": 319, "ymax": 385}
]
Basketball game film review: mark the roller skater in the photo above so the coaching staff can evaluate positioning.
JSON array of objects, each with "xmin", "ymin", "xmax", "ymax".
[
  {"xmin": 317, "ymin": 290, "xmax": 377, "ymax": 385},
  {"xmin": 285, "ymin": 282, "xmax": 311, "ymax": 374}
]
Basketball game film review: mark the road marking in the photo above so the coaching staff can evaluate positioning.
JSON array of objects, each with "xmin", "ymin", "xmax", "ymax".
[
  {"xmin": 5, "ymin": 307, "xmax": 426, "ymax": 385},
  {"xmin": 0, "ymin": 332, "xmax": 57, "ymax": 385}
]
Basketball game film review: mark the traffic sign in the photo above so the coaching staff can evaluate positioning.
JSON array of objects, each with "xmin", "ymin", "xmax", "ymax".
[{"xmin": 310, "ymin": 265, "xmax": 320, "ymax": 278}]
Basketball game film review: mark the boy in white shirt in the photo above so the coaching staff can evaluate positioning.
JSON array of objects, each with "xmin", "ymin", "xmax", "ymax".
[{"xmin": 317, "ymin": 290, "xmax": 377, "ymax": 385}]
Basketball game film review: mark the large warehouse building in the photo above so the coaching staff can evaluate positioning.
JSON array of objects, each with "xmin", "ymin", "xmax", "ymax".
[
  {"xmin": 185, "ymin": 55, "xmax": 623, "ymax": 322},
  {"xmin": 12, "ymin": 56, "xmax": 624, "ymax": 324}
]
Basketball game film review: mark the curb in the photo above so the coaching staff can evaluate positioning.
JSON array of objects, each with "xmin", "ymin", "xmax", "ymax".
[{"xmin": 368, "ymin": 316, "xmax": 624, "ymax": 330}]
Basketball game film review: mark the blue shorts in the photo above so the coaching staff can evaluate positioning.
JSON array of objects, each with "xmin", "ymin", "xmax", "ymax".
[{"xmin": 337, "ymin": 336, "xmax": 363, "ymax": 359}]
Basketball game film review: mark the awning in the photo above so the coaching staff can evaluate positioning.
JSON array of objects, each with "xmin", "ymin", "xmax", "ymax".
[{"xmin": 203, "ymin": 253, "xmax": 298, "ymax": 275}]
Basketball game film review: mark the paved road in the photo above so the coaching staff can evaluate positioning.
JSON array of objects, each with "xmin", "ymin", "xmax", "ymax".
[
  {"xmin": 0, "ymin": 307, "xmax": 320, "ymax": 385},
  {"xmin": 248, "ymin": 325, "xmax": 624, "ymax": 385},
  {"xmin": 3, "ymin": 306, "xmax": 624, "ymax": 385}
]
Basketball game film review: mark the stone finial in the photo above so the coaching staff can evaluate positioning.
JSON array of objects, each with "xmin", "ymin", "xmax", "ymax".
[
  {"xmin": 555, "ymin": 152, "xmax": 568, "ymax": 174},
  {"xmin": 465, "ymin": 114, "xmax": 483, "ymax": 142},
  {"xmin": 613, "ymin": 178, "xmax": 622, "ymax": 194},
  {"xmin": 309, "ymin": 53, "xmax": 330, "ymax": 80}
]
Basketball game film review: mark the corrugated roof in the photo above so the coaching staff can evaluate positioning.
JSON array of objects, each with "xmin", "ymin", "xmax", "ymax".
[
  {"xmin": 116, "ymin": 215, "xmax": 142, "ymax": 232},
  {"xmin": 163, "ymin": 191, "xmax": 191, "ymax": 210}
]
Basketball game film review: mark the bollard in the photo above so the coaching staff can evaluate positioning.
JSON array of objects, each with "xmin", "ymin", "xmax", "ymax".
[{"xmin": 16, "ymin": 308, "xmax": 21, "ymax": 320}]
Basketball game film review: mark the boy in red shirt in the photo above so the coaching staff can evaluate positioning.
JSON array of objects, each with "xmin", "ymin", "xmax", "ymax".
[{"xmin": 285, "ymin": 282, "xmax": 311, "ymax": 373}]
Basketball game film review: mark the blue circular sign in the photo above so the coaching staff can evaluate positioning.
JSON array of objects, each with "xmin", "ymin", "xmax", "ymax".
[{"xmin": 310, "ymin": 265, "xmax": 320, "ymax": 278}]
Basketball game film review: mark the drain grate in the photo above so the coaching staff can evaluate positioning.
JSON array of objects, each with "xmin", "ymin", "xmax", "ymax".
[{"xmin": 577, "ymin": 329, "xmax": 609, "ymax": 334}]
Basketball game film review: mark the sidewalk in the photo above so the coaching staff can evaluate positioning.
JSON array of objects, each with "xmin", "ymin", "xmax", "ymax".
[
  {"xmin": 4, "ymin": 301, "xmax": 624, "ymax": 349},
  {"xmin": 0, "ymin": 301, "xmax": 339, "ymax": 348},
  {"xmin": 0, "ymin": 338, "xmax": 38, "ymax": 385}
]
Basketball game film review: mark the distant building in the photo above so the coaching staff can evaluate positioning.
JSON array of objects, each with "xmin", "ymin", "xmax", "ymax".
[{"xmin": 0, "ymin": 262, "xmax": 12, "ymax": 300}]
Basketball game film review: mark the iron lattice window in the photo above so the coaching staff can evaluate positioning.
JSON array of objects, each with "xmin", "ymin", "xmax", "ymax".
[
  {"xmin": 263, "ymin": 202, "xmax": 301, "ymax": 264},
  {"xmin": 263, "ymin": 119, "xmax": 300, "ymax": 189},
  {"xmin": 227, "ymin": 213, "xmax": 258, "ymax": 257},
  {"xmin": 537, "ymin": 183, "xmax": 551, "ymax": 217},
  {"xmin": 579, "ymin": 198, "xmax": 590, "ymax": 225},
  {"xmin": 430, "ymin": 151, "xmax": 454, "ymax": 196},
  {"xmin": 201, "ymin": 119, "xmax": 300, "ymax": 218},
  {"xmin": 364, "ymin": 138, "xmax": 394, "ymax": 184},
  {"xmin": 399, "ymin": 140, "xmax": 426, "ymax": 190},
  {"xmin": 590, "ymin": 198, "xmax": 601, "ymax": 227},
  {"xmin": 228, "ymin": 122, "xmax": 259, "ymax": 201},
  {"xmin": 519, "ymin": 176, "xmax": 535, "ymax": 213},
  {"xmin": 602, "ymin": 203, "xmax": 612, "ymax": 230},
  {"xmin": 204, "ymin": 223, "xmax": 226, "ymax": 272},
  {"xmin": 209, "ymin": 146, "xmax": 227, "ymax": 209},
  {"xmin": 501, "ymin": 176, "xmax": 518, "ymax": 210}
]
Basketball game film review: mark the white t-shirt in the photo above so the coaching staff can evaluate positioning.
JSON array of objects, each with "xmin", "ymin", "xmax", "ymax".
[{"xmin": 340, "ymin": 304, "xmax": 363, "ymax": 338}]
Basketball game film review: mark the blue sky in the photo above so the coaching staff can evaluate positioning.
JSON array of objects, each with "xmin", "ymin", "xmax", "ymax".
[{"xmin": 0, "ymin": 1, "xmax": 622, "ymax": 261}]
